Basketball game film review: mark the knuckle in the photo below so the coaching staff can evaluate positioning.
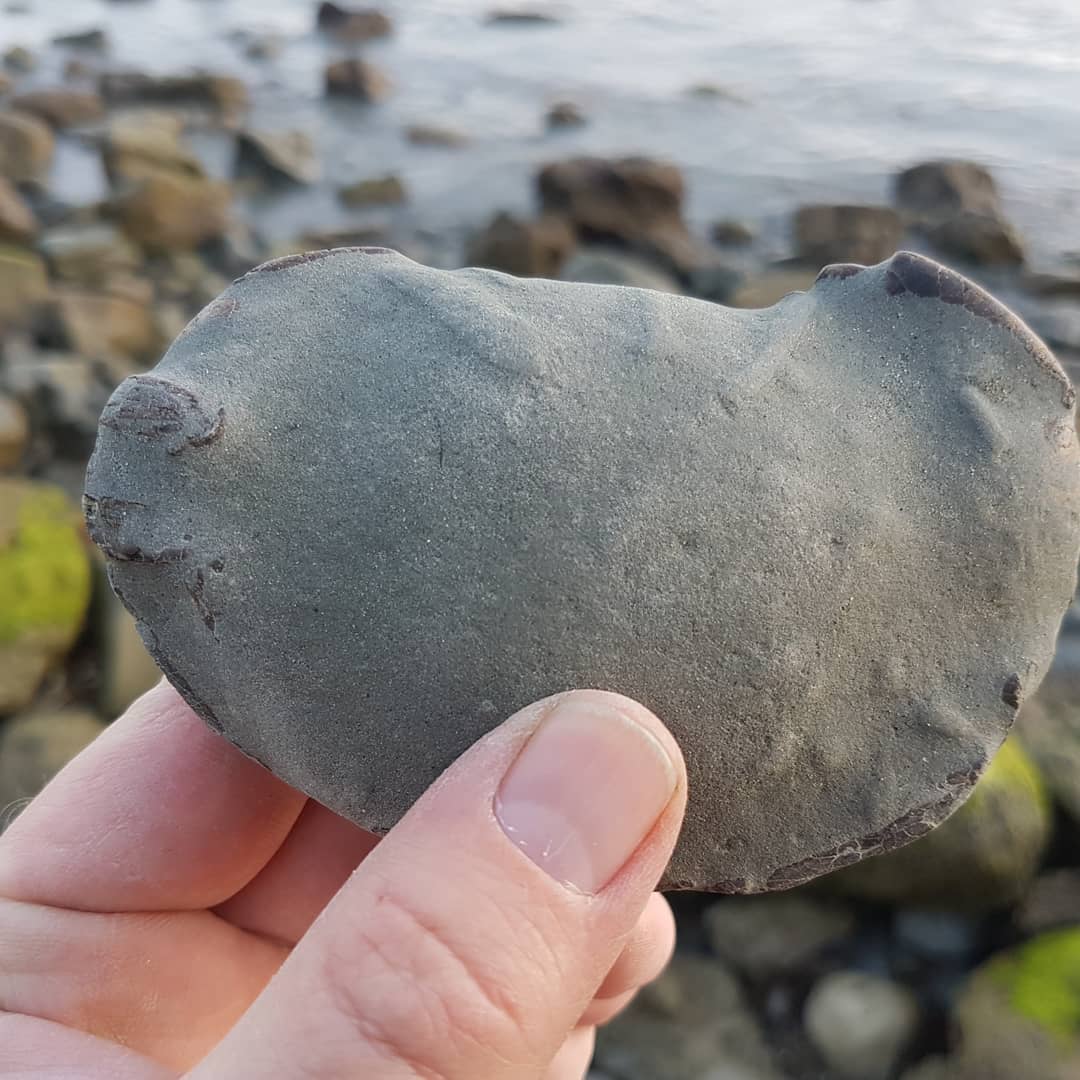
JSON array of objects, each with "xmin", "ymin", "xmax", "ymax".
[{"xmin": 318, "ymin": 883, "xmax": 539, "ymax": 1072}]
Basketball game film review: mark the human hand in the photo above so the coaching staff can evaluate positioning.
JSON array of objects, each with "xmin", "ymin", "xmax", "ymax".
[{"xmin": 0, "ymin": 681, "xmax": 686, "ymax": 1078}]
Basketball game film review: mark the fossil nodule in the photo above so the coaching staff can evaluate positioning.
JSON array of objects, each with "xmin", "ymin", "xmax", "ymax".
[{"xmin": 85, "ymin": 248, "xmax": 1080, "ymax": 891}]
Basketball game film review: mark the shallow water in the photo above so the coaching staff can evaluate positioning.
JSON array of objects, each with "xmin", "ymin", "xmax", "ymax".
[{"xmin": 3, "ymin": 0, "xmax": 1080, "ymax": 266}]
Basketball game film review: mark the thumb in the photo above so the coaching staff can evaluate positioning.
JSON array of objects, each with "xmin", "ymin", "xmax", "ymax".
[{"xmin": 191, "ymin": 690, "xmax": 687, "ymax": 1079}]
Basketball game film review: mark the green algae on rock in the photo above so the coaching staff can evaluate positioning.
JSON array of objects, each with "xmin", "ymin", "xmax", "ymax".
[
  {"xmin": 1, "ymin": 479, "xmax": 92, "ymax": 713},
  {"xmin": 83, "ymin": 247, "xmax": 1080, "ymax": 892},
  {"xmin": 953, "ymin": 928, "xmax": 1080, "ymax": 1080}
]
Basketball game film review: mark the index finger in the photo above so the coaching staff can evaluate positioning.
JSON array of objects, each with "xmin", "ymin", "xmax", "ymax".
[{"xmin": 0, "ymin": 681, "xmax": 306, "ymax": 912}]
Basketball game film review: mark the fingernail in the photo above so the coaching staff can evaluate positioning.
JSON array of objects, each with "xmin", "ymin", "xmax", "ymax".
[{"xmin": 494, "ymin": 694, "xmax": 677, "ymax": 894}]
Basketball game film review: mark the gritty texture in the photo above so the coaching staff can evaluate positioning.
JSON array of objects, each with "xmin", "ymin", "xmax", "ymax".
[{"xmin": 84, "ymin": 248, "xmax": 1080, "ymax": 892}]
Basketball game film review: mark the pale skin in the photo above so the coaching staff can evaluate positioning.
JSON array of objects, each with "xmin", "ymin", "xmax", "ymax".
[{"xmin": 0, "ymin": 681, "xmax": 688, "ymax": 1078}]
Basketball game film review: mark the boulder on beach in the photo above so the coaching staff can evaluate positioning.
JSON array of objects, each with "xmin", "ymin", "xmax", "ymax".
[
  {"xmin": 103, "ymin": 111, "xmax": 206, "ymax": 187},
  {"xmin": 895, "ymin": 159, "xmax": 1025, "ymax": 266},
  {"xmin": 0, "ymin": 394, "xmax": 29, "ymax": 470},
  {"xmin": 703, "ymin": 894, "xmax": 854, "ymax": 980},
  {"xmin": 794, "ymin": 204, "xmax": 904, "ymax": 266},
  {"xmin": 2, "ymin": 46, "xmax": 36, "ymax": 73},
  {"xmin": 3, "ymin": 346, "xmax": 115, "ymax": 460},
  {"xmin": 338, "ymin": 174, "xmax": 407, "ymax": 207},
  {"xmin": 895, "ymin": 160, "xmax": 1003, "ymax": 220},
  {"xmin": 803, "ymin": 970, "xmax": 920, "ymax": 1080},
  {"xmin": 0, "ymin": 110, "xmax": 55, "ymax": 183},
  {"xmin": 0, "ymin": 176, "xmax": 37, "ymax": 244},
  {"xmin": 711, "ymin": 218, "xmax": 756, "ymax": 247},
  {"xmin": 50, "ymin": 285, "xmax": 162, "ymax": 363},
  {"xmin": 316, "ymin": 2, "xmax": 393, "ymax": 41},
  {"xmin": 38, "ymin": 222, "xmax": 142, "ymax": 287},
  {"xmin": 1016, "ymin": 667, "xmax": 1080, "ymax": 826},
  {"xmin": 116, "ymin": 172, "xmax": 232, "ymax": 253},
  {"xmin": 0, "ymin": 246, "xmax": 49, "ymax": 332},
  {"xmin": 485, "ymin": 8, "xmax": 561, "ymax": 24},
  {"xmin": 99, "ymin": 71, "xmax": 249, "ymax": 122},
  {"xmin": 537, "ymin": 155, "xmax": 702, "ymax": 279},
  {"xmin": 466, "ymin": 210, "xmax": 575, "ymax": 277},
  {"xmin": 405, "ymin": 123, "xmax": 468, "ymax": 147},
  {"xmin": 235, "ymin": 130, "xmax": 320, "ymax": 187},
  {"xmin": 546, "ymin": 101, "xmax": 585, "ymax": 129},
  {"xmin": 594, "ymin": 954, "xmax": 784, "ymax": 1079},
  {"xmin": 930, "ymin": 210, "xmax": 1025, "ymax": 267},
  {"xmin": 11, "ymin": 88, "xmax": 105, "ymax": 129},
  {"xmin": 0, "ymin": 479, "xmax": 92, "ymax": 714},
  {"xmin": 83, "ymin": 249, "xmax": 1080, "ymax": 892},
  {"xmin": 324, "ymin": 58, "xmax": 391, "ymax": 102},
  {"xmin": 52, "ymin": 28, "xmax": 108, "ymax": 51}
]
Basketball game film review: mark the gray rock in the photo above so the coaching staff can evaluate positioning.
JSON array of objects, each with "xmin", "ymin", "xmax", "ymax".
[
  {"xmin": 486, "ymin": 8, "xmax": 560, "ymax": 24},
  {"xmin": 52, "ymin": 28, "xmax": 107, "ymax": 50},
  {"xmin": 546, "ymin": 101, "xmax": 586, "ymax": 129},
  {"xmin": 892, "ymin": 910, "xmax": 978, "ymax": 962},
  {"xmin": 1016, "ymin": 668, "xmax": 1080, "ymax": 824},
  {"xmin": 703, "ymin": 895, "xmax": 853, "ymax": 979},
  {"xmin": 405, "ymin": 123, "xmax": 468, "ymax": 147},
  {"xmin": 804, "ymin": 971, "xmax": 919, "ymax": 1080},
  {"xmin": 316, "ymin": 2, "xmax": 393, "ymax": 41},
  {"xmin": 711, "ymin": 219, "xmax": 756, "ymax": 248},
  {"xmin": 594, "ymin": 953, "xmax": 784, "ymax": 1080},
  {"xmin": 83, "ymin": 248, "xmax": 1080, "ymax": 892},
  {"xmin": 1015, "ymin": 870, "xmax": 1080, "ymax": 935},
  {"xmin": 2, "ymin": 46, "xmax": 36, "ymax": 73}
]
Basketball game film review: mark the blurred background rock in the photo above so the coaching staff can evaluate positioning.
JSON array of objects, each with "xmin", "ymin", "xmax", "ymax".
[{"xmin": 2, "ymin": 1, "xmax": 1080, "ymax": 1077}]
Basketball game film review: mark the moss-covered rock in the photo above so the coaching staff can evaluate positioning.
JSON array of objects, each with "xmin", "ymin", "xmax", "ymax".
[
  {"xmin": 952, "ymin": 928, "xmax": 1080, "ymax": 1079},
  {"xmin": 0, "ymin": 709, "xmax": 105, "ymax": 829},
  {"xmin": 0, "ymin": 479, "xmax": 92, "ymax": 713},
  {"xmin": 827, "ymin": 737, "xmax": 1051, "ymax": 909}
]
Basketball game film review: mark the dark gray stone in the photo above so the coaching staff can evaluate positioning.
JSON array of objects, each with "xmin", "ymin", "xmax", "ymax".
[{"xmin": 83, "ymin": 248, "xmax": 1080, "ymax": 892}]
